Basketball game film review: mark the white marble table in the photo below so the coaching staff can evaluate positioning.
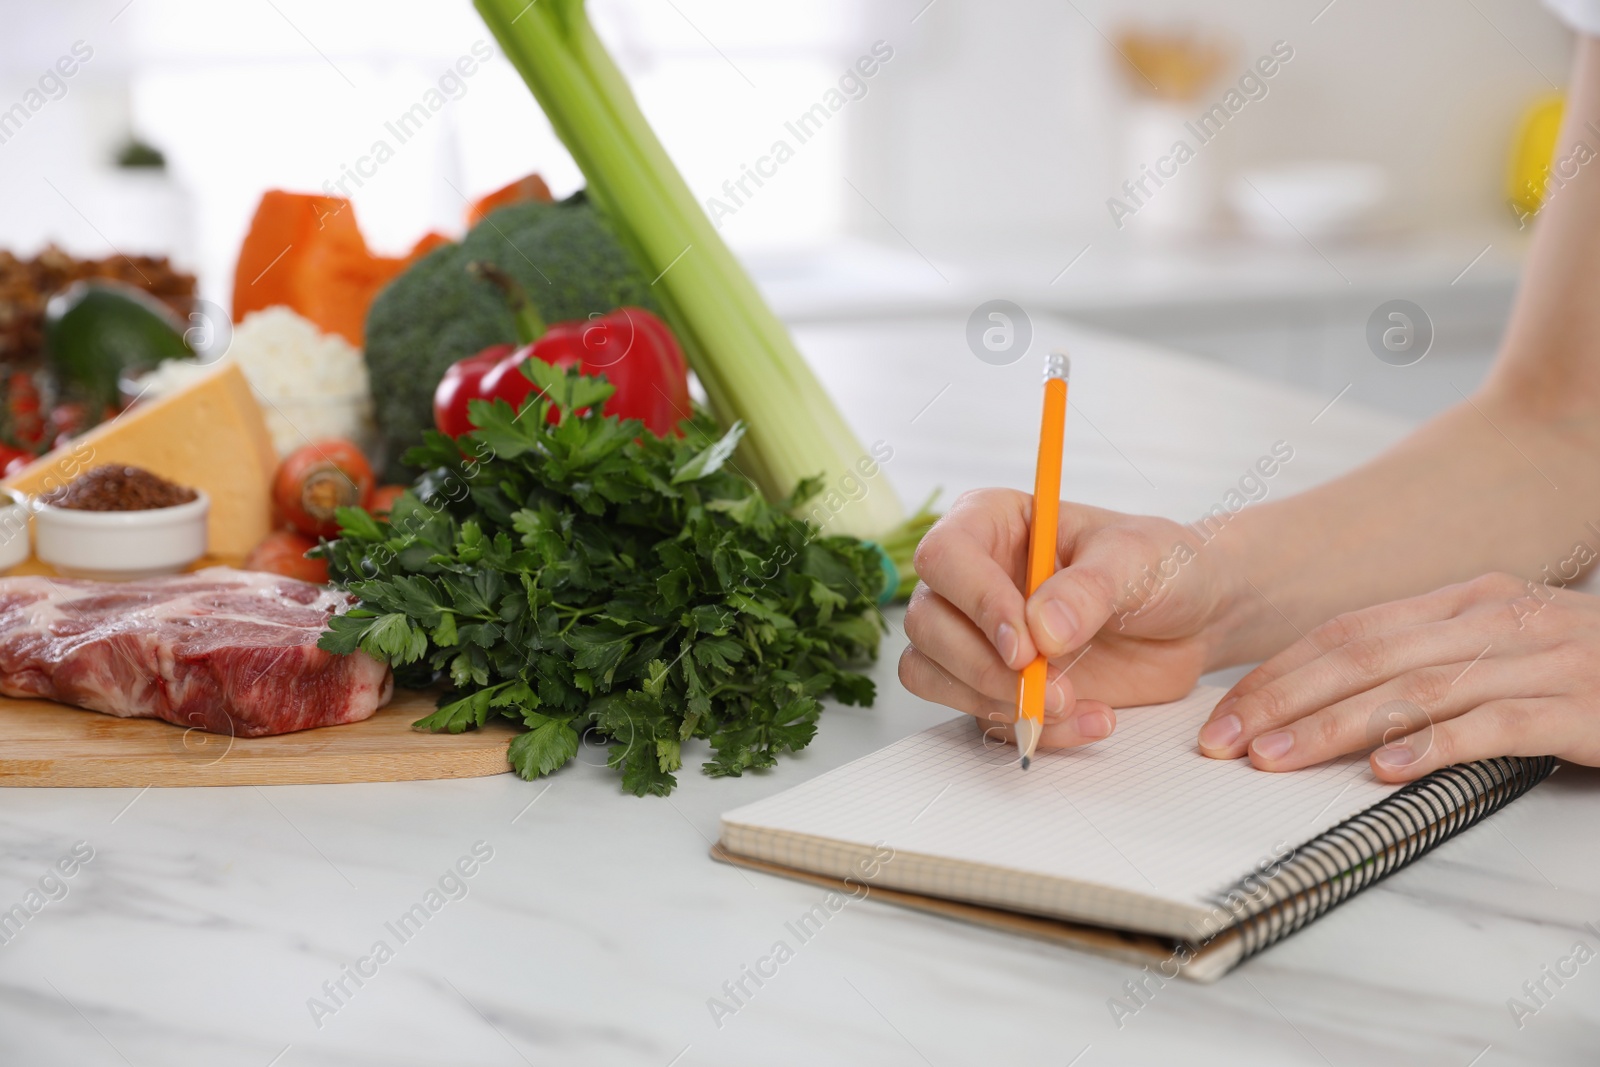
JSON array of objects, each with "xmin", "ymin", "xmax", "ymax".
[{"xmin": 3, "ymin": 317, "xmax": 1598, "ymax": 1067}]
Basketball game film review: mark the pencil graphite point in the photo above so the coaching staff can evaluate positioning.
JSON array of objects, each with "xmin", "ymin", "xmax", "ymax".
[{"xmin": 1014, "ymin": 715, "xmax": 1043, "ymax": 771}]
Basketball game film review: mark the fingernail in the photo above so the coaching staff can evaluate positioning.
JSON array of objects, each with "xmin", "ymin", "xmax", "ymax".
[
  {"xmin": 1251, "ymin": 730, "xmax": 1294, "ymax": 761},
  {"xmin": 1373, "ymin": 743, "xmax": 1417, "ymax": 770},
  {"xmin": 995, "ymin": 622, "xmax": 1019, "ymax": 668},
  {"xmin": 1214, "ymin": 695, "xmax": 1238, "ymax": 718},
  {"xmin": 1198, "ymin": 713, "xmax": 1241, "ymax": 750},
  {"xmin": 1076, "ymin": 709, "xmax": 1112, "ymax": 739},
  {"xmin": 1039, "ymin": 599, "xmax": 1078, "ymax": 646},
  {"xmin": 1045, "ymin": 684, "xmax": 1067, "ymax": 715}
]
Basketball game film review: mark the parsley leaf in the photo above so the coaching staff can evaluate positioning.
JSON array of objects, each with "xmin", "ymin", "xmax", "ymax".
[
  {"xmin": 507, "ymin": 714, "xmax": 581, "ymax": 778},
  {"xmin": 317, "ymin": 365, "xmax": 885, "ymax": 795},
  {"xmin": 672, "ymin": 421, "xmax": 745, "ymax": 484}
]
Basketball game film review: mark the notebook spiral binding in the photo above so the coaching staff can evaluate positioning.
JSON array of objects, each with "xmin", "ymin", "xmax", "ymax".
[{"xmin": 1201, "ymin": 756, "xmax": 1557, "ymax": 962}]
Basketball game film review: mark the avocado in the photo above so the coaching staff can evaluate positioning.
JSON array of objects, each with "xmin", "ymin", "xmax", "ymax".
[{"xmin": 44, "ymin": 281, "xmax": 193, "ymax": 410}]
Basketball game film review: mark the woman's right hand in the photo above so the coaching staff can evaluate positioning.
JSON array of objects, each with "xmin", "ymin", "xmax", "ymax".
[{"xmin": 899, "ymin": 488, "xmax": 1242, "ymax": 750}]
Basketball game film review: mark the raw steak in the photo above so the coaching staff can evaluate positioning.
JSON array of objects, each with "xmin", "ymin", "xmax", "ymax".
[{"xmin": 0, "ymin": 567, "xmax": 392, "ymax": 736}]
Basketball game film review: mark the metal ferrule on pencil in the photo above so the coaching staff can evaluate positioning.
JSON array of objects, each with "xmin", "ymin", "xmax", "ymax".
[{"xmin": 1045, "ymin": 350, "xmax": 1070, "ymax": 382}]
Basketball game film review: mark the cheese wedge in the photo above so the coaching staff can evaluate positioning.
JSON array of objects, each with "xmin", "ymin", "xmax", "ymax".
[{"xmin": 4, "ymin": 364, "xmax": 277, "ymax": 558}]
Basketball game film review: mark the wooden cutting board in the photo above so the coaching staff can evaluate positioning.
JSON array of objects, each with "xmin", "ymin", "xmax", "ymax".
[{"xmin": 0, "ymin": 689, "xmax": 516, "ymax": 787}]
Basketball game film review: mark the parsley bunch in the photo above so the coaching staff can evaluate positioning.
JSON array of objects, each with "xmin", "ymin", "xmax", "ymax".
[{"xmin": 317, "ymin": 362, "xmax": 885, "ymax": 795}]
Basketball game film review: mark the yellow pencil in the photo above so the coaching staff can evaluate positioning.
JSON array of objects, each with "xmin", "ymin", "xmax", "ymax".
[{"xmin": 1017, "ymin": 351, "xmax": 1069, "ymax": 769}]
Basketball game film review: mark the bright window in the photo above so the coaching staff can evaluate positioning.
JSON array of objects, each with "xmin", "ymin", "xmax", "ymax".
[{"xmin": 74, "ymin": 0, "xmax": 867, "ymax": 301}]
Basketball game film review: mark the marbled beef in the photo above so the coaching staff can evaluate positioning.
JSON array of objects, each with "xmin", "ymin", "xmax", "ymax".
[{"xmin": 0, "ymin": 567, "xmax": 392, "ymax": 736}]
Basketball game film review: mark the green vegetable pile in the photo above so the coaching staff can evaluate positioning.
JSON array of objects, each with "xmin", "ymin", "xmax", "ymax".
[
  {"xmin": 363, "ymin": 193, "xmax": 659, "ymax": 481},
  {"xmin": 317, "ymin": 361, "xmax": 886, "ymax": 795}
]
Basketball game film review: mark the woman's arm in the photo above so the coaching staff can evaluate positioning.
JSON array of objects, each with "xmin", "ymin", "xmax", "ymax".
[
  {"xmin": 1205, "ymin": 34, "xmax": 1600, "ymax": 671},
  {"xmin": 902, "ymin": 32, "xmax": 1600, "ymax": 763},
  {"xmin": 1183, "ymin": 31, "xmax": 1600, "ymax": 780}
]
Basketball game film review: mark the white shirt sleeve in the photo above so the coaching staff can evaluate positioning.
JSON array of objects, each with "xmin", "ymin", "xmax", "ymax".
[{"xmin": 1547, "ymin": 0, "xmax": 1600, "ymax": 35}]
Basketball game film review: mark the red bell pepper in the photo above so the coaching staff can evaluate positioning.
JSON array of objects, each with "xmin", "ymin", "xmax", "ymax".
[
  {"xmin": 433, "ymin": 263, "xmax": 691, "ymax": 440},
  {"xmin": 478, "ymin": 307, "xmax": 689, "ymax": 435},
  {"xmin": 433, "ymin": 343, "xmax": 514, "ymax": 439}
]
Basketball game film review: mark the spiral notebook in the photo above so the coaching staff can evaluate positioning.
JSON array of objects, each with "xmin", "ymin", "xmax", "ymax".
[{"xmin": 714, "ymin": 687, "xmax": 1553, "ymax": 981}]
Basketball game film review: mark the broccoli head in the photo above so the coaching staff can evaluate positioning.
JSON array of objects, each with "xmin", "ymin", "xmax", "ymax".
[{"xmin": 363, "ymin": 192, "xmax": 659, "ymax": 480}]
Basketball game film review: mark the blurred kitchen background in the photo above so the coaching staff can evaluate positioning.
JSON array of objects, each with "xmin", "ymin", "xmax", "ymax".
[{"xmin": 0, "ymin": 0, "xmax": 1574, "ymax": 425}]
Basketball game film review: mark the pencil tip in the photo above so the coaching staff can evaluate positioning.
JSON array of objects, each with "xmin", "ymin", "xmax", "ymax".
[{"xmin": 1015, "ymin": 716, "xmax": 1043, "ymax": 770}]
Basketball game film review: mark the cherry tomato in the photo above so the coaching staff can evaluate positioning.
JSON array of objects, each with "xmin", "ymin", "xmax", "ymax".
[
  {"xmin": 0, "ymin": 445, "xmax": 32, "ymax": 478},
  {"xmin": 243, "ymin": 530, "xmax": 329, "ymax": 584},
  {"xmin": 366, "ymin": 484, "xmax": 406, "ymax": 517},
  {"xmin": 5, "ymin": 372, "xmax": 44, "ymax": 449}
]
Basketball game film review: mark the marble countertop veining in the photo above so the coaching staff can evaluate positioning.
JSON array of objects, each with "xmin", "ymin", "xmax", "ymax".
[{"xmin": 2, "ymin": 316, "xmax": 1597, "ymax": 1067}]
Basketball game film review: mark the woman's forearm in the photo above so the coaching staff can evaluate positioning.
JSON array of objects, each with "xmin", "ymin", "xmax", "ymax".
[
  {"xmin": 1494, "ymin": 33, "xmax": 1600, "ymax": 406},
  {"xmin": 1204, "ymin": 34, "xmax": 1600, "ymax": 669},
  {"xmin": 1209, "ymin": 400, "xmax": 1600, "ymax": 667}
]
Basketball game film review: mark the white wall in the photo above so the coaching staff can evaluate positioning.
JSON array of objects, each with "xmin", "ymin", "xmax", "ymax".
[
  {"xmin": 847, "ymin": 0, "xmax": 1574, "ymax": 255},
  {"xmin": 0, "ymin": 0, "xmax": 1578, "ymax": 300}
]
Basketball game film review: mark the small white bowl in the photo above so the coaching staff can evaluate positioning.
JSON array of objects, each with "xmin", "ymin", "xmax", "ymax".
[
  {"xmin": 33, "ymin": 491, "xmax": 209, "ymax": 581},
  {"xmin": 0, "ymin": 489, "xmax": 31, "ymax": 571},
  {"xmin": 1230, "ymin": 162, "xmax": 1388, "ymax": 242}
]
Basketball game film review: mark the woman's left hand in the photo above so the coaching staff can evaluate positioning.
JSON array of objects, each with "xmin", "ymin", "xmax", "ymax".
[{"xmin": 1196, "ymin": 572, "xmax": 1600, "ymax": 780}]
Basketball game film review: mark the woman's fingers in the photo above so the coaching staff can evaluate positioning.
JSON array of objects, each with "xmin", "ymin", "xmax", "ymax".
[
  {"xmin": 902, "ymin": 633, "xmax": 1075, "ymax": 726},
  {"xmin": 898, "ymin": 646, "xmax": 1006, "ymax": 720},
  {"xmin": 1024, "ymin": 521, "xmax": 1145, "ymax": 660},
  {"xmin": 912, "ymin": 490, "xmax": 1035, "ymax": 671},
  {"xmin": 968, "ymin": 697, "xmax": 1118, "ymax": 751},
  {"xmin": 898, "ymin": 647, "xmax": 1111, "ymax": 743},
  {"xmin": 1368, "ymin": 698, "xmax": 1558, "ymax": 782},
  {"xmin": 903, "ymin": 586, "xmax": 1023, "ymax": 706},
  {"xmin": 1234, "ymin": 654, "xmax": 1537, "ymax": 771},
  {"xmin": 903, "ymin": 494, "xmax": 1217, "ymax": 722},
  {"xmin": 1219, "ymin": 585, "xmax": 1474, "ymax": 710},
  {"xmin": 1199, "ymin": 614, "xmax": 1508, "ymax": 759}
]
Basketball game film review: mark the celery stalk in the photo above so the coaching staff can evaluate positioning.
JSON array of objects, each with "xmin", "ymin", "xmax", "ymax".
[{"xmin": 474, "ymin": 0, "xmax": 913, "ymax": 551}]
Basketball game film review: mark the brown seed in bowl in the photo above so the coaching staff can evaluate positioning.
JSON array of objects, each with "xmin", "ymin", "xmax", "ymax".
[{"xmin": 39, "ymin": 465, "xmax": 198, "ymax": 511}]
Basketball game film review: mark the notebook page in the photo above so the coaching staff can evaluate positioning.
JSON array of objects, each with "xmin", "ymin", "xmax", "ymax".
[{"xmin": 721, "ymin": 687, "xmax": 1402, "ymax": 921}]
